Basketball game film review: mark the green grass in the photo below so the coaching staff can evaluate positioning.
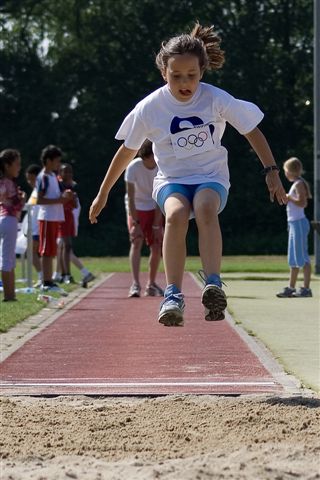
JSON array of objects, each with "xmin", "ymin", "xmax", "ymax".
[
  {"xmin": 0, "ymin": 255, "xmax": 312, "ymax": 334},
  {"xmin": 80, "ymin": 255, "xmax": 292, "ymax": 274}
]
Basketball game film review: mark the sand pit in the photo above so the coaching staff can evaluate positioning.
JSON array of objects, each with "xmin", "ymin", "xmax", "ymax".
[{"xmin": 1, "ymin": 394, "xmax": 319, "ymax": 479}]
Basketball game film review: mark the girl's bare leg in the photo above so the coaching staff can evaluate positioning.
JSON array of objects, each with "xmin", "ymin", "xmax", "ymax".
[
  {"xmin": 289, "ymin": 267, "xmax": 299, "ymax": 288},
  {"xmin": 193, "ymin": 189, "xmax": 222, "ymax": 276},
  {"xmin": 129, "ymin": 237, "xmax": 144, "ymax": 286},
  {"xmin": 2, "ymin": 269, "xmax": 15, "ymax": 300},
  {"xmin": 303, "ymin": 263, "xmax": 311, "ymax": 289},
  {"xmin": 163, "ymin": 194, "xmax": 190, "ymax": 290}
]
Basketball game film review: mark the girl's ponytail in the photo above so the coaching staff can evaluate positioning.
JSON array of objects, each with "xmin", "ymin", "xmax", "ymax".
[{"xmin": 190, "ymin": 22, "xmax": 225, "ymax": 70}]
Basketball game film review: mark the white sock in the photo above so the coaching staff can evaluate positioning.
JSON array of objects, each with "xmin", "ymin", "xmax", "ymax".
[{"xmin": 38, "ymin": 271, "xmax": 42, "ymax": 280}]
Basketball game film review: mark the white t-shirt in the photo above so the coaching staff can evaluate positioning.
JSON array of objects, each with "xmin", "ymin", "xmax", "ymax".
[
  {"xmin": 116, "ymin": 82, "xmax": 264, "ymax": 199},
  {"xmin": 124, "ymin": 158, "xmax": 158, "ymax": 211},
  {"xmin": 286, "ymin": 180, "xmax": 306, "ymax": 222},
  {"xmin": 36, "ymin": 170, "xmax": 65, "ymax": 222}
]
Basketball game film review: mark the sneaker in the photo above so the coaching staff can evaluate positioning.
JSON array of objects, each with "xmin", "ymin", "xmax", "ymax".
[
  {"xmin": 41, "ymin": 283, "xmax": 68, "ymax": 297},
  {"xmin": 63, "ymin": 275, "xmax": 76, "ymax": 285},
  {"xmin": 199, "ymin": 271, "xmax": 227, "ymax": 321},
  {"xmin": 52, "ymin": 273, "xmax": 63, "ymax": 283},
  {"xmin": 292, "ymin": 287, "xmax": 313, "ymax": 298},
  {"xmin": 33, "ymin": 280, "xmax": 42, "ymax": 289},
  {"xmin": 144, "ymin": 282, "xmax": 164, "ymax": 297},
  {"xmin": 276, "ymin": 286, "xmax": 296, "ymax": 298},
  {"xmin": 82, "ymin": 272, "xmax": 95, "ymax": 284},
  {"xmin": 128, "ymin": 283, "xmax": 141, "ymax": 298},
  {"xmin": 158, "ymin": 293, "xmax": 185, "ymax": 326}
]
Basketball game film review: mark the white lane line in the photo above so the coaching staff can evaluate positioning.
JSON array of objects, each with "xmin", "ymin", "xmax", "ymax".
[{"xmin": 0, "ymin": 381, "xmax": 277, "ymax": 387}]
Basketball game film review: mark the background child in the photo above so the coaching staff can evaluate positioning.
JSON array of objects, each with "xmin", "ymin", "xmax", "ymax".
[
  {"xmin": 89, "ymin": 22, "xmax": 287, "ymax": 327},
  {"xmin": 277, "ymin": 157, "xmax": 312, "ymax": 298},
  {"xmin": 53, "ymin": 163, "xmax": 95, "ymax": 287},
  {"xmin": 125, "ymin": 139, "xmax": 164, "ymax": 297},
  {"xmin": 56, "ymin": 163, "xmax": 77, "ymax": 284},
  {"xmin": 36, "ymin": 145, "xmax": 69, "ymax": 292},
  {"xmin": 0, "ymin": 149, "xmax": 25, "ymax": 301},
  {"xmin": 25, "ymin": 163, "xmax": 42, "ymax": 287}
]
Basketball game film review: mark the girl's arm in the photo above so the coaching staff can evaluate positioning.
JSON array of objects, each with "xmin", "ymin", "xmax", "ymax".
[
  {"xmin": 287, "ymin": 182, "xmax": 308, "ymax": 208},
  {"xmin": 89, "ymin": 144, "xmax": 137, "ymax": 224},
  {"xmin": 244, "ymin": 127, "xmax": 287, "ymax": 205}
]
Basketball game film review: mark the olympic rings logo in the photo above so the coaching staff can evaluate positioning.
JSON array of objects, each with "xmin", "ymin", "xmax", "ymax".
[{"xmin": 177, "ymin": 131, "xmax": 208, "ymax": 149}]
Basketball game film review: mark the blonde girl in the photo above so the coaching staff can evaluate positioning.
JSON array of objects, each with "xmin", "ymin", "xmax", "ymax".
[
  {"xmin": 90, "ymin": 22, "xmax": 286, "ymax": 326},
  {"xmin": 277, "ymin": 157, "xmax": 312, "ymax": 298}
]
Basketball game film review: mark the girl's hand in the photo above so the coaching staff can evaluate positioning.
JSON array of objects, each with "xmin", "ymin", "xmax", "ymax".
[
  {"xmin": 265, "ymin": 171, "xmax": 287, "ymax": 205},
  {"xmin": 89, "ymin": 193, "xmax": 108, "ymax": 224},
  {"xmin": 129, "ymin": 224, "xmax": 143, "ymax": 242}
]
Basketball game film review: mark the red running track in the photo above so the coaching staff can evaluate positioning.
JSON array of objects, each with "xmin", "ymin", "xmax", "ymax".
[{"xmin": 0, "ymin": 273, "xmax": 281, "ymax": 395}]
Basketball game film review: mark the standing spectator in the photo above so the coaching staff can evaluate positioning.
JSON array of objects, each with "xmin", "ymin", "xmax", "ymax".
[
  {"xmin": 36, "ymin": 145, "xmax": 69, "ymax": 292},
  {"xmin": 0, "ymin": 149, "xmax": 25, "ymax": 301},
  {"xmin": 56, "ymin": 163, "xmax": 77, "ymax": 284},
  {"xmin": 125, "ymin": 140, "xmax": 164, "ymax": 297},
  {"xmin": 53, "ymin": 163, "xmax": 95, "ymax": 287},
  {"xmin": 277, "ymin": 157, "xmax": 313, "ymax": 298},
  {"xmin": 25, "ymin": 164, "xmax": 42, "ymax": 287}
]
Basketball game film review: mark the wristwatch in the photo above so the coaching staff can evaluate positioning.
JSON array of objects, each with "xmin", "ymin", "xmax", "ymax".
[{"xmin": 261, "ymin": 165, "xmax": 280, "ymax": 175}]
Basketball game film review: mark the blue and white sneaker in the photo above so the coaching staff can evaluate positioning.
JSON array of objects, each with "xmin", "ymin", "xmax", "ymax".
[
  {"xmin": 199, "ymin": 271, "xmax": 227, "ymax": 321},
  {"xmin": 158, "ymin": 284, "xmax": 185, "ymax": 327}
]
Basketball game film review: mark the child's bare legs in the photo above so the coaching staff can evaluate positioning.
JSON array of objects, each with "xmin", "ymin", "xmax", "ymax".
[
  {"xmin": 163, "ymin": 194, "xmax": 190, "ymax": 290},
  {"xmin": 193, "ymin": 189, "xmax": 226, "ymax": 321},
  {"xmin": 193, "ymin": 189, "xmax": 222, "ymax": 276},
  {"xmin": 289, "ymin": 267, "xmax": 299, "ymax": 289},
  {"xmin": 32, "ymin": 239, "xmax": 41, "ymax": 274},
  {"xmin": 129, "ymin": 236, "xmax": 144, "ymax": 286},
  {"xmin": 61, "ymin": 237, "xmax": 72, "ymax": 276},
  {"xmin": 42, "ymin": 256, "xmax": 54, "ymax": 283},
  {"xmin": 2, "ymin": 269, "xmax": 15, "ymax": 300},
  {"xmin": 303, "ymin": 263, "xmax": 311, "ymax": 289},
  {"xmin": 71, "ymin": 250, "xmax": 83, "ymax": 269},
  {"xmin": 147, "ymin": 242, "xmax": 162, "ymax": 285}
]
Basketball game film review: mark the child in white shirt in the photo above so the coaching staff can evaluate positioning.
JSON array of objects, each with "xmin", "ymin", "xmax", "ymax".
[{"xmin": 90, "ymin": 22, "xmax": 287, "ymax": 327}]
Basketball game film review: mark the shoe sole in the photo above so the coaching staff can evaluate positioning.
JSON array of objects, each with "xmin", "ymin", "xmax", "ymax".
[
  {"xmin": 202, "ymin": 285, "xmax": 227, "ymax": 321},
  {"xmin": 128, "ymin": 293, "xmax": 140, "ymax": 298},
  {"xmin": 158, "ymin": 308, "xmax": 184, "ymax": 327}
]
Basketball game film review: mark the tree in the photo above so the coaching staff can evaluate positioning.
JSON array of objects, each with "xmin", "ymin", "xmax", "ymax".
[{"xmin": 0, "ymin": 0, "xmax": 313, "ymax": 255}]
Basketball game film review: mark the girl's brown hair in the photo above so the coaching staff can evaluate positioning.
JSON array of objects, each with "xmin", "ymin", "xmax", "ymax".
[
  {"xmin": 283, "ymin": 157, "xmax": 312, "ymax": 199},
  {"xmin": 0, "ymin": 149, "xmax": 20, "ymax": 178},
  {"xmin": 156, "ymin": 21, "xmax": 225, "ymax": 72}
]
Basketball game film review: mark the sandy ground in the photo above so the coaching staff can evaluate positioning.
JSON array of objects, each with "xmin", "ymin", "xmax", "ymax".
[{"xmin": 1, "ymin": 394, "xmax": 319, "ymax": 480}]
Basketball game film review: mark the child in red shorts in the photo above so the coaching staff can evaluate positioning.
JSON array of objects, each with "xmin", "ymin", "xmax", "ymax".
[
  {"xmin": 125, "ymin": 140, "xmax": 164, "ymax": 297},
  {"xmin": 57, "ymin": 163, "xmax": 77, "ymax": 284},
  {"xmin": 36, "ymin": 145, "xmax": 69, "ymax": 292}
]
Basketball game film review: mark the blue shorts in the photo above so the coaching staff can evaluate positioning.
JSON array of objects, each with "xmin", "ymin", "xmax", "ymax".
[
  {"xmin": 288, "ymin": 217, "xmax": 310, "ymax": 267},
  {"xmin": 156, "ymin": 182, "xmax": 228, "ymax": 215}
]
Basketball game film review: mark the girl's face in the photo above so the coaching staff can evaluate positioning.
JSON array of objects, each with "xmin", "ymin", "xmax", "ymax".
[
  {"xmin": 162, "ymin": 53, "xmax": 203, "ymax": 102},
  {"xmin": 60, "ymin": 166, "xmax": 73, "ymax": 184},
  {"xmin": 284, "ymin": 168, "xmax": 299, "ymax": 182},
  {"xmin": 5, "ymin": 156, "xmax": 21, "ymax": 179}
]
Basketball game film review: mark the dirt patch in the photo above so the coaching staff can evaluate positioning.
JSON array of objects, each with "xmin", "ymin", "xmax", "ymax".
[{"xmin": 1, "ymin": 394, "xmax": 319, "ymax": 479}]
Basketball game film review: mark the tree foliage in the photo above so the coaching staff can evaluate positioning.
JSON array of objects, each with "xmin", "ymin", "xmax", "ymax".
[{"xmin": 0, "ymin": 0, "xmax": 313, "ymax": 255}]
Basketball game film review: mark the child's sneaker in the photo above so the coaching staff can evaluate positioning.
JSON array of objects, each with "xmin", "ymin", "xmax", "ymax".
[
  {"xmin": 128, "ymin": 283, "xmax": 141, "ymax": 298},
  {"xmin": 199, "ymin": 271, "xmax": 227, "ymax": 321},
  {"xmin": 276, "ymin": 286, "xmax": 296, "ymax": 298},
  {"xmin": 144, "ymin": 282, "xmax": 164, "ymax": 297},
  {"xmin": 158, "ymin": 284, "xmax": 185, "ymax": 326},
  {"xmin": 158, "ymin": 294, "xmax": 185, "ymax": 326},
  {"xmin": 292, "ymin": 287, "xmax": 312, "ymax": 297}
]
